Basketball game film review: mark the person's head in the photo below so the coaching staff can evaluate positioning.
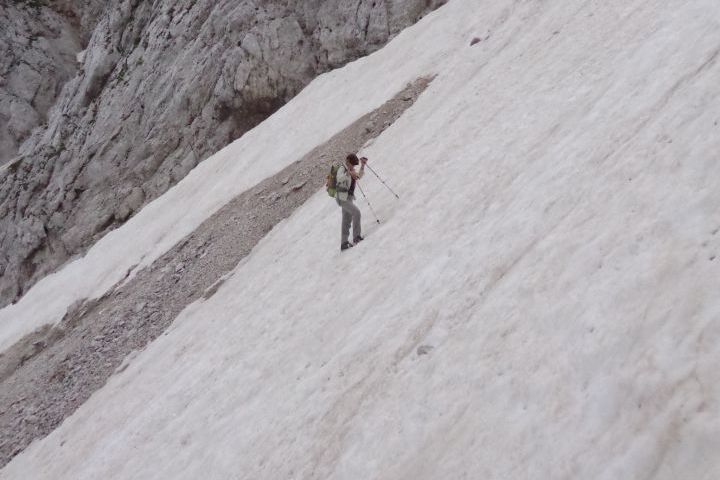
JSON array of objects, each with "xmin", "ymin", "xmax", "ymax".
[{"xmin": 346, "ymin": 153, "xmax": 359, "ymax": 166}]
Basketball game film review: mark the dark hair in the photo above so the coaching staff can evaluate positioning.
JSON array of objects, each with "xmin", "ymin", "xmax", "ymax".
[{"xmin": 346, "ymin": 153, "xmax": 359, "ymax": 166}]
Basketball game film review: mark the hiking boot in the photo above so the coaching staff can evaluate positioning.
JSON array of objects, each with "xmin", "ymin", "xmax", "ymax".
[
  {"xmin": 353, "ymin": 235, "xmax": 364, "ymax": 243},
  {"xmin": 340, "ymin": 241, "xmax": 354, "ymax": 251}
]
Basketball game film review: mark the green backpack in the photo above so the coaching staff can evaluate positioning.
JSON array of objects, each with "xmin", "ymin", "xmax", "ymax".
[{"xmin": 326, "ymin": 164, "xmax": 340, "ymax": 197}]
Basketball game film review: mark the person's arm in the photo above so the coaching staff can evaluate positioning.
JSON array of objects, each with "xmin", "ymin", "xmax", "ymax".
[{"xmin": 357, "ymin": 157, "xmax": 367, "ymax": 179}]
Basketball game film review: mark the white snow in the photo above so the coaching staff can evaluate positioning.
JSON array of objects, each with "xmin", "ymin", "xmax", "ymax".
[
  {"xmin": 3, "ymin": 0, "xmax": 720, "ymax": 479},
  {"xmin": 0, "ymin": 1, "xmax": 460, "ymax": 352}
]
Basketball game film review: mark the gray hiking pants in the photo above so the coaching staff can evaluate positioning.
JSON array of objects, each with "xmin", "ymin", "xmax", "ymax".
[{"xmin": 336, "ymin": 195, "xmax": 361, "ymax": 245}]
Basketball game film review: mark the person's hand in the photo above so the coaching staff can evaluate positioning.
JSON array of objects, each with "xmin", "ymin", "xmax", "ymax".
[{"xmin": 360, "ymin": 157, "xmax": 368, "ymax": 165}]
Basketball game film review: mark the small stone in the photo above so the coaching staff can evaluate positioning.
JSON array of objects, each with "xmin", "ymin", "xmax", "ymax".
[
  {"xmin": 290, "ymin": 181, "xmax": 306, "ymax": 192},
  {"xmin": 470, "ymin": 37, "xmax": 481, "ymax": 46},
  {"xmin": 417, "ymin": 345, "xmax": 434, "ymax": 356}
]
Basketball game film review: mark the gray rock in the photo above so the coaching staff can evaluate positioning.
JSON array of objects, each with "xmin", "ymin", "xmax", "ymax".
[
  {"xmin": 23, "ymin": 414, "xmax": 38, "ymax": 425},
  {"xmin": 417, "ymin": 345, "xmax": 434, "ymax": 356},
  {"xmin": 289, "ymin": 181, "xmax": 307, "ymax": 192},
  {"xmin": 0, "ymin": 1, "xmax": 105, "ymax": 166}
]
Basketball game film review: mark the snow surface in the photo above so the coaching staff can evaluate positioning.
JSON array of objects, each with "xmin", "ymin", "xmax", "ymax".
[
  {"xmin": 0, "ymin": 0, "xmax": 459, "ymax": 352},
  {"xmin": 3, "ymin": 0, "xmax": 720, "ymax": 478}
]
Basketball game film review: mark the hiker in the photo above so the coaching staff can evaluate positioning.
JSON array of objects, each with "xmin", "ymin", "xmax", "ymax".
[{"xmin": 335, "ymin": 153, "xmax": 367, "ymax": 251}]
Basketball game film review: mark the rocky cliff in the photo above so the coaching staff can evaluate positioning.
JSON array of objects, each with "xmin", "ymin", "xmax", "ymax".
[
  {"xmin": 0, "ymin": 0, "xmax": 445, "ymax": 307},
  {"xmin": 0, "ymin": 1, "xmax": 105, "ymax": 166}
]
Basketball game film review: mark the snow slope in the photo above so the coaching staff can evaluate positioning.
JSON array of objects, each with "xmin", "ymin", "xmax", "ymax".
[
  {"xmin": 0, "ymin": 0, "xmax": 457, "ymax": 352},
  {"xmin": 3, "ymin": 0, "xmax": 720, "ymax": 478}
]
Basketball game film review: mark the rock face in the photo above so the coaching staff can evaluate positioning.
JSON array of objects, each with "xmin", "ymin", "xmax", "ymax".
[
  {"xmin": 0, "ymin": 1, "xmax": 105, "ymax": 166},
  {"xmin": 0, "ymin": 0, "xmax": 446, "ymax": 307}
]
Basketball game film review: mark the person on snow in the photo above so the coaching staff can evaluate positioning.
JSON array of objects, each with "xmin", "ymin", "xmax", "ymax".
[{"xmin": 335, "ymin": 153, "xmax": 367, "ymax": 251}]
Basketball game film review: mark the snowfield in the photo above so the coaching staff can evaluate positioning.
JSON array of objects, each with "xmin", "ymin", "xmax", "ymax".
[{"xmin": 3, "ymin": 0, "xmax": 720, "ymax": 479}]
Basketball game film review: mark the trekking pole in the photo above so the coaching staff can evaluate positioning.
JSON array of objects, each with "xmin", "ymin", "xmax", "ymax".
[
  {"xmin": 356, "ymin": 183, "xmax": 381, "ymax": 224},
  {"xmin": 365, "ymin": 164, "xmax": 400, "ymax": 199}
]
